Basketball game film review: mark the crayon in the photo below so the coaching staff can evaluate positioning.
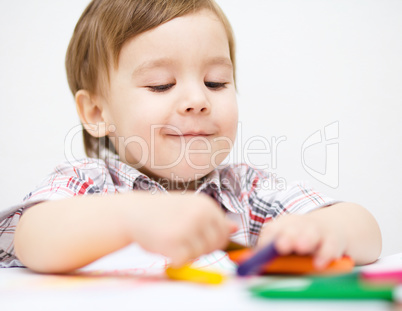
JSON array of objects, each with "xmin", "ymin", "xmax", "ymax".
[
  {"xmin": 361, "ymin": 269, "xmax": 402, "ymax": 284},
  {"xmin": 228, "ymin": 248, "xmax": 354, "ymax": 275},
  {"xmin": 166, "ymin": 265, "xmax": 225, "ymax": 285},
  {"xmin": 237, "ymin": 242, "xmax": 279, "ymax": 276},
  {"xmin": 262, "ymin": 255, "xmax": 354, "ymax": 275},
  {"xmin": 250, "ymin": 272, "xmax": 394, "ymax": 300}
]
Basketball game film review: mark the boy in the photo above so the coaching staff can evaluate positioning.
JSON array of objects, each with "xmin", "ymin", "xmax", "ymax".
[{"xmin": 0, "ymin": 0, "xmax": 381, "ymax": 273}]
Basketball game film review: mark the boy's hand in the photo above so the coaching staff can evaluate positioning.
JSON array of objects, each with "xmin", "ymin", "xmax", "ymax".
[
  {"xmin": 257, "ymin": 213, "xmax": 347, "ymax": 269},
  {"xmin": 126, "ymin": 192, "xmax": 237, "ymax": 268}
]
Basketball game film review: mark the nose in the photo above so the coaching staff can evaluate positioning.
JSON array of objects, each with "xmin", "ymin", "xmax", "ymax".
[
  {"xmin": 178, "ymin": 84, "xmax": 211, "ymax": 115},
  {"xmin": 185, "ymin": 105, "xmax": 208, "ymax": 113}
]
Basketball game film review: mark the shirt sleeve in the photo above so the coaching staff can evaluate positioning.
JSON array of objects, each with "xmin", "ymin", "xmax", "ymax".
[
  {"xmin": 0, "ymin": 160, "xmax": 103, "ymax": 268},
  {"xmin": 246, "ymin": 167, "xmax": 340, "ymax": 245},
  {"xmin": 269, "ymin": 180, "xmax": 338, "ymax": 216}
]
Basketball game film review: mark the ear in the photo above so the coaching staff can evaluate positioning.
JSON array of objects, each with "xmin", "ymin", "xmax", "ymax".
[{"xmin": 75, "ymin": 90, "xmax": 110, "ymax": 138}]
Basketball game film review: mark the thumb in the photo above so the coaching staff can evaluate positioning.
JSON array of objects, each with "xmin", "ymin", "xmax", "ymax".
[
  {"xmin": 256, "ymin": 223, "xmax": 278, "ymax": 250},
  {"xmin": 227, "ymin": 221, "xmax": 238, "ymax": 234}
]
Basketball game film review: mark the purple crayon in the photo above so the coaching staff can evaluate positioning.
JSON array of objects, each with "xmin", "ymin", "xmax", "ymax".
[{"xmin": 237, "ymin": 242, "xmax": 279, "ymax": 276}]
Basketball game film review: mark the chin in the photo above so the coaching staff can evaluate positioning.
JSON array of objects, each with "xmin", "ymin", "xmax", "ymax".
[
  {"xmin": 169, "ymin": 166, "xmax": 213, "ymax": 182},
  {"xmin": 147, "ymin": 152, "xmax": 229, "ymax": 183}
]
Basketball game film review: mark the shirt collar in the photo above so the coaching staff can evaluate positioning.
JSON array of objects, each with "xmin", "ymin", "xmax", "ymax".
[
  {"xmin": 195, "ymin": 167, "xmax": 242, "ymax": 214},
  {"xmin": 104, "ymin": 153, "xmax": 162, "ymax": 191},
  {"xmin": 195, "ymin": 169, "xmax": 222, "ymax": 193},
  {"xmin": 105, "ymin": 153, "xmax": 241, "ymax": 213}
]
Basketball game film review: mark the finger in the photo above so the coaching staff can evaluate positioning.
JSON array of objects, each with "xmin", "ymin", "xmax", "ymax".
[
  {"xmin": 170, "ymin": 244, "xmax": 192, "ymax": 268},
  {"xmin": 219, "ymin": 223, "xmax": 238, "ymax": 251},
  {"xmin": 275, "ymin": 234, "xmax": 295, "ymax": 255},
  {"xmin": 187, "ymin": 235, "xmax": 207, "ymax": 260},
  {"xmin": 256, "ymin": 223, "xmax": 279, "ymax": 249},
  {"xmin": 208, "ymin": 217, "xmax": 236, "ymax": 251},
  {"xmin": 228, "ymin": 220, "xmax": 238, "ymax": 234},
  {"xmin": 314, "ymin": 236, "xmax": 342, "ymax": 270},
  {"xmin": 202, "ymin": 224, "xmax": 222, "ymax": 254},
  {"xmin": 274, "ymin": 226, "xmax": 302, "ymax": 255},
  {"xmin": 293, "ymin": 227, "xmax": 320, "ymax": 255}
]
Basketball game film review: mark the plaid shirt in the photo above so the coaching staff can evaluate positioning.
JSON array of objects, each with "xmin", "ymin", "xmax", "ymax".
[{"xmin": 0, "ymin": 156, "xmax": 337, "ymax": 268}]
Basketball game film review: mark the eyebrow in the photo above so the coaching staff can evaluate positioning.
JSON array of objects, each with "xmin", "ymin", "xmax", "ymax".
[
  {"xmin": 132, "ymin": 58, "xmax": 175, "ymax": 77},
  {"xmin": 132, "ymin": 56, "xmax": 233, "ymax": 77},
  {"xmin": 205, "ymin": 56, "xmax": 233, "ymax": 69}
]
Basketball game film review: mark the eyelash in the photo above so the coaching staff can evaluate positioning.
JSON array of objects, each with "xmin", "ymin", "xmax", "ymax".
[
  {"xmin": 205, "ymin": 82, "xmax": 227, "ymax": 90},
  {"xmin": 147, "ymin": 82, "xmax": 227, "ymax": 93},
  {"xmin": 147, "ymin": 84, "xmax": 175, "ymax": 92}
]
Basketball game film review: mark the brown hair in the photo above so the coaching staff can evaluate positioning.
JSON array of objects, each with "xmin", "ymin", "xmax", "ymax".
[{"xmin": 66, "ymin": 0, "xmax": 236, "ymax": 158}]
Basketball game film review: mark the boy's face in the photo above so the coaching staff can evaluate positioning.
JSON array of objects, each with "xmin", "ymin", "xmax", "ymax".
[{"xmin": 100, "ymin": 9, "xmax": 238, "ymax": 188}]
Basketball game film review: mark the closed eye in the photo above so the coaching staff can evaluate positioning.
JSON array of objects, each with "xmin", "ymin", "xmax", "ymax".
[
  {"xmin": 147, "ymin": 84, "xmax": 175, "ymax": 93},
  {"xmin": 205, "ymin": 82, "xmax": 227, "ymax": 90}
]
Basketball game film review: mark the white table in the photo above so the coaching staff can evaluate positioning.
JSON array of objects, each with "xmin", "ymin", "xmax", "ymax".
[{"xmin": 0, "ymin": 245, "xmax": 399, "ymax": 311}]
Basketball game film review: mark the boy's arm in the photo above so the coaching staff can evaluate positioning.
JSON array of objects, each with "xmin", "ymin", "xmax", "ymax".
[
  {"xmin": 14, "ymin": 192, "xmax": 235, "ymax": 273},
  {"xmin": 258, "ymin": 202, "xmax": 382, "ymax": 267}
]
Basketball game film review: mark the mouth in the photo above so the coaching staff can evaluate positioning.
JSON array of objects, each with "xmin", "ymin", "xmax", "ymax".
[
  {"xmin": 164, "ymin": 129, "xmax": 214, "ymax": 136},
  {"xmin": 168, "ymin": 133, "xmax": 212, "ymax": 136},
  {"xmin": 166, "ymin": 133, "xmax": 213, "ymax": 138},
  {"xmin": 162, "ymin": 126, "xmax": 215, "ymax": 138}
]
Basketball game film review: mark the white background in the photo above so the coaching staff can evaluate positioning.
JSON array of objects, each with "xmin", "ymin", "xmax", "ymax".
[{"xmin": 0, "ymin": 0, "xmax": 401, "ymax": 257}]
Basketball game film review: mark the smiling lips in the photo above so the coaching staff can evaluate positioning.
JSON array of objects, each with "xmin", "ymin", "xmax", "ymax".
[
  {"xmin": 162, "ymin": 128, "xmax": 214, "ymax": 137},
  {"xmin": 165, "ymin": 132, "xmax": 214, "ymax": 143},
  {"xmin": 170, "ymin": 132, "xmax": 212, "ymax": 137},
  {"xmin": 167, "ymin": 133, "xmax": 213, "ymax": 140}
]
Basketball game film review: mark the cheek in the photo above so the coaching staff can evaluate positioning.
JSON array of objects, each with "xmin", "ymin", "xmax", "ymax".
[
  {"xmin": 106, "ymin": 106, "xmax": 156, "ymax": 161},
  {"xmin": 220, "ymin": 97, "xmax": 239, "ymax": 140},
  {"xmin": 111, "ymin": 100, "xmax": 161, "ymax": 135},
  {"xmin": 230, "ymin": 106, "xmax": 239, "ymax": 136},
  {"xmin": 212, "ymin": 99, "xmax": 238, "ymax": 162}
]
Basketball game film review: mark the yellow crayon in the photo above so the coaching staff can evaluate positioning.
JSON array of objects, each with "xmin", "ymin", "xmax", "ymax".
[{"xmin": 166, "ymin": 265, "xmax": 225, "ymax": 285}]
